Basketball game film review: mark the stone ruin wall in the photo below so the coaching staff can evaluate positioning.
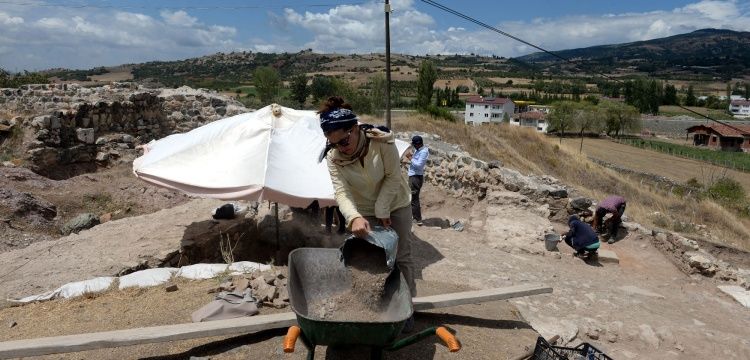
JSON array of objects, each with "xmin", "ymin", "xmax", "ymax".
[{"xmin": 0, "ymin": 82, "xmax": 248, "ymax": 178}]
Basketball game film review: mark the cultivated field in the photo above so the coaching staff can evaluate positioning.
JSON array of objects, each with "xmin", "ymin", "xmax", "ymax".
[{"xmin": 561, "ymin": 138, "xmax": 750, "ymax": 191}]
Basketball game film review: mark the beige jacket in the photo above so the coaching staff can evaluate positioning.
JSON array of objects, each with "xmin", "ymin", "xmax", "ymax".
[{"xmin": 327, "ymin": 139, "xmax": 411, "ymax": 228}]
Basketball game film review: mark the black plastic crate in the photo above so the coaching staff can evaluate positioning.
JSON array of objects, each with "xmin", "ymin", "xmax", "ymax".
[{"xmin": 532, "ymin": 336, "xmax": 612, "ymax": 360}]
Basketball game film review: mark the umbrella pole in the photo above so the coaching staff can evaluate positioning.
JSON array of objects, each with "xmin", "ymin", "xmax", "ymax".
[{"xmin": 274, "ymin": 202, "xmax": 280, "ymax": 252}]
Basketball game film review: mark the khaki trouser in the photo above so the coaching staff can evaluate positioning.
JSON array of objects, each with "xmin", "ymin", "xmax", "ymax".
[{"xmin": 365, "ymin": 205, "xmax": 416, "ymax": 297}]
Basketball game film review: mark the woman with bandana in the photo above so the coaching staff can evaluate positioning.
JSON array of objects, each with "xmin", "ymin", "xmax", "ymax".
[{"xmin": 318, "ymin": 96, "xmax": 416, "ymax": 302}]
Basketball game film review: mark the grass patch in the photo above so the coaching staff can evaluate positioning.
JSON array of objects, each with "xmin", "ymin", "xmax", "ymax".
[
  {"xmin": 618, "ymin": 138, "xmax": 750, "ymax": 172},
  {"xmin": 380, "ymin": 113, "xmax": 750, "ymax": 251},
  {"xmin": 658, "ymin": 105, "xmax": 735, "ymax": 121}
]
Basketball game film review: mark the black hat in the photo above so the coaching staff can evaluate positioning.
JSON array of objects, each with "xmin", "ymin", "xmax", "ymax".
[
  {"xmin": 411, "ymin": 135, "xmax": 423, "ymax": 145},
  {"xmin": 319, "ymin": 108, "xmax": 358, "ymax": 134}
]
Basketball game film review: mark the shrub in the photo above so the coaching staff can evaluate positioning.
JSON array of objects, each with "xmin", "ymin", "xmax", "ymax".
[{"xmin": 418, "ymin": 105, "xmax": 455, "ymax": 122}]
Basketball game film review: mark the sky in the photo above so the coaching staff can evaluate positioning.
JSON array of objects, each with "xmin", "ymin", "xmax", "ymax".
[{"xmin": 0, "ymin": 0, "xmax": 749, "ymax": 71}]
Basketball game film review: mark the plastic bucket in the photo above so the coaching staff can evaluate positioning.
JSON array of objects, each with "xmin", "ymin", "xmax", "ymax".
[{"xmin": 544, "ymin": 234, "xmax": 560, "ymax": 251}]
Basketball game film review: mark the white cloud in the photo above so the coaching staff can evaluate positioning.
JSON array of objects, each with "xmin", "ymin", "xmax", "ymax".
[
  {"xmin": 0, "ymin": 12, "xmax": 24, "ymax": 26},
  {"xmin": 160, "ymin": 10, "xmax": 198, "ymax": 27},
  {"xmin": 1, "ymin": 0, "xmax": 749, "ymax": 71},
  {"xmin": 0, "ymin": 6, "xmax": 239, "ymax": 70},
  {"xmin": 281, "ymin": 0, "xmax": 750, "ymax": 57}
]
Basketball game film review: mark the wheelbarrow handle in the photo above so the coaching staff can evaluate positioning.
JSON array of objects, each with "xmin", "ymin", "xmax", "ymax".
[
  {"xmin": 283, "ymin": 326, "xmax": 302, "ymax": 353},
  {"xmin": 436, "ymin": 326, "xmax": 461, "ymax": 352}
]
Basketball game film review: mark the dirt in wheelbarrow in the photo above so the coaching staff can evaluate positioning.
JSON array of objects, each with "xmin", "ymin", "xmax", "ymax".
[{"xmin": 309, "ymin": 240, "xmax": 392, "ymax": 322}]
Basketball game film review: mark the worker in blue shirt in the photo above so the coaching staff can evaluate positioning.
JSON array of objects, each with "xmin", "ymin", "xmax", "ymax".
[{"xmin": 407, "ymin": 135, "xmax": 429, "ymax": 225}]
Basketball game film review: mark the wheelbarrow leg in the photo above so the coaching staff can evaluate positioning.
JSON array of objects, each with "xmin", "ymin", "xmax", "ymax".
[
  {"xmin": 370, "ymin": 347, "xmax": 384, "ymax": 360},
  {"xmin": 299, "ymin": 332, "xmax": 315, "ymax": 360}
]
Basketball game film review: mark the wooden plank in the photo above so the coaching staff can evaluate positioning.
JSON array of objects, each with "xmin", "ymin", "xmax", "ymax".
[
  {"xmin": 0, "ymin": 312, "xmax": 296, "ymax": 359},
  {"xmin": 413, "ymin": 283, "xmax": 552, "ymax": 311},
  {"xmin": 0, "ymin": 284, "xmax": 551, "ymax": 359}
]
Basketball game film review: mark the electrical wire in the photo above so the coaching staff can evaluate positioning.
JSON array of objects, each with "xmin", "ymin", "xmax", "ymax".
[{"xmin": 418, "ymin": 0, "xmax": 747, "ymax": 134}]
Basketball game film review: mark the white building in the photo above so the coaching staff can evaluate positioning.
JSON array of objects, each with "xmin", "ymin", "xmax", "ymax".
[
  {"xmin": 464, "ymin": 96, "xmax": 515, "ymax": 125},
  {"xmin": 729, "ymin": 99, "xmax": 750, "ymax": 118},
  {"xmin": 512, "ymin": 111, "xmax": 549, "ymax": 133}
]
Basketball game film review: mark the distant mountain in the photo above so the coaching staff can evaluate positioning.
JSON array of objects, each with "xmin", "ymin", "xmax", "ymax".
[{"xmin": 515, "ymin": 29, "xmax": 750, "ymax": 79}]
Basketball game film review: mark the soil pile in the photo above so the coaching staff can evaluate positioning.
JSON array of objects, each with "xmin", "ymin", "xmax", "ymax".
[{"xmin": 310, "ymin": 240, "xmax": 391, "ymax": 321}]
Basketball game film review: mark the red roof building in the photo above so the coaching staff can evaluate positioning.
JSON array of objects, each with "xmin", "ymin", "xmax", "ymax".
[{"xmin": 686, "ymin": 123, "xmax": 750, "ymax": 152}]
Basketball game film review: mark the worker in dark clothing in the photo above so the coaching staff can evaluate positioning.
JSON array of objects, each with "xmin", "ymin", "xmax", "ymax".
[
  {"xmin": 592, "ymin": 195, "xmax": 626, "ymax": 243},
  {"xmin": 562, "ymin": 215, "xmax": 600, "ymax": 259}
]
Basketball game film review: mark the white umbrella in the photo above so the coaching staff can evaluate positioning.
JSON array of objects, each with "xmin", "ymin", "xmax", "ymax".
[{"xmin": 133, "ymin": 104, "xmax": 410, "ymax": 208}]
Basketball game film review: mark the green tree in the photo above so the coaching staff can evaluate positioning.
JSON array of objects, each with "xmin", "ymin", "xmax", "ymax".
[
  {"xmin": 685, "ymin": 85, "xmax": 697, "ymax": 106},
  {"xmin": 253, "ymin": 66, "xmax": 280, "ymax": 104},
  {"xmin": 663, "ymin": 84, "xmax": 678, "ymax": 105},
  {"xmin": 602, "ymin": 101, "xmax": 641, "ymax": 137},
  {"xmin": 575, "ymin": 104, "xmax": 602, "ymax": 153},
  {"xmin": 549, "ymin": 101, "xmax": 579, "ymax": 143},
  {"xmin": 310, "ymin": 76, "xmax": 336, "ymax": 104},
  {"xmin": 369, "ymin": 73, "xmax": 387, "ymax": 116},
  {"xmin": 290, "ymin": 74, "xmax": 309, "ymax": 107},
  {"xmin": 416, "ymin": 60, "xmax": 437, "ymax": 109}
]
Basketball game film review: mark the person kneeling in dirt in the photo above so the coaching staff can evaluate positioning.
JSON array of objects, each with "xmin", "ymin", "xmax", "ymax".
[
  {"xmin": 562, "ymin": 215, "xmax": 600, "ymax": 259},
  {"xmin": 592, "ymin": 195, "xmax": 626, "ymax": 243}
]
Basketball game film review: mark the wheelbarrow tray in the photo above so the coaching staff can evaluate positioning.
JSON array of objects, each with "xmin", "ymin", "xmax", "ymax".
[{"xmin": 288, "ymin": 248, "xmax": 413, "ymax": 348}]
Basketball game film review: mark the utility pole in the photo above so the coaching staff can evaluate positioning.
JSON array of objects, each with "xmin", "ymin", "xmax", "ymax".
[{"xmin": 384, "ymin": 0, "xmax": 392, "ymax": 129}]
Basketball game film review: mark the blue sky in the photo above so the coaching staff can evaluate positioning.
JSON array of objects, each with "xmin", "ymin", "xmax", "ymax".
[{"xmin": 1, "ymin": 0, "xmax": 749, "ymax": 71}]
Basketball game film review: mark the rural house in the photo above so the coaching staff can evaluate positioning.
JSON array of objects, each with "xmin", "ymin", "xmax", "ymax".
[
  {"xmin": 686, "ymin": 123, "xmax": 750, "ymax": 152},
  {"xmin": 463, "ymin": 96, "xmax": 515, "ymax": 125},
  {"xmin": 511, "ymin": 110, "xmax": 549, "ymax": 133},
  {"xmin": 729, "ymin": 99, "xmax": 750, "ymax": 118}
]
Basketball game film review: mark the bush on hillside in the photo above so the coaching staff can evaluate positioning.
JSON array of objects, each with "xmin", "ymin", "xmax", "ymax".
[{"xmin": 418, "ymin": 105, "xmax": 454, "ymax": 122}]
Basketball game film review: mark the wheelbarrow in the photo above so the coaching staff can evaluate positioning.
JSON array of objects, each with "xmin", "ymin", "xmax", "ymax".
[{"xmin": 283, "ymin": 247, "xmax": 460, "ymax": 359}]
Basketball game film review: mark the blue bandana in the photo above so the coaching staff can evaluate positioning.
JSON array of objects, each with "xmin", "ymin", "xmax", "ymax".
[{"xmin": 319, "ymin": 108, "xmax": 358, "ymax": 133}]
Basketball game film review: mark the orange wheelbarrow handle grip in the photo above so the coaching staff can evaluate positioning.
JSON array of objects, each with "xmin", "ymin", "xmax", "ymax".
[
  {"xmin": 283, "ymin": 326, "xmax": 302, "ymax": 353},
  {"xmin": 436, "ymin": 326, "xmax": 461, "ymax": 352}
]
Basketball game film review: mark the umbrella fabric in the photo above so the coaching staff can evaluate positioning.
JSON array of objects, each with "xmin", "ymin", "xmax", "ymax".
[{"xmin": 133, "ymin": 104, "xmax": 410, "ymax": 208}]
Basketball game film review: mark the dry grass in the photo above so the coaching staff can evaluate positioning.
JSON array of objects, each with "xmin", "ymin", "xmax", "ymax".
[{"xmin": 379, "ymin": 113, "xmax": 750, "ymax": 251}]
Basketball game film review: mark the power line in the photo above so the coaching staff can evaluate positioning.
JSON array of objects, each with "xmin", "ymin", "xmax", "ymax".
[{"xmin": 418, "ymin": 0, "xmax": 746, "ymax": 134}]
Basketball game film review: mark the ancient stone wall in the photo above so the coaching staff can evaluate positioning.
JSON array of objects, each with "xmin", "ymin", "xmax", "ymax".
[{"xmin": 0, "ymin": 83, "xmax": 248, "ymax": 178}]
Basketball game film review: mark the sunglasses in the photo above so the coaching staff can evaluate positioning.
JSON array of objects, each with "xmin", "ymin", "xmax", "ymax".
[{"xmin": 331, "ymin": 129, "xmax": 353, "ymax": 148}]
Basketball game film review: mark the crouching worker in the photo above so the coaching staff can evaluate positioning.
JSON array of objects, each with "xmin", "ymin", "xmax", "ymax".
[
  {"xmin": 562, "ymin": 215, "xmax": 600, "ymax": 259},
  {"xmin": 593, "ymin": 195, "xmax": 626, "ymax": 243}
]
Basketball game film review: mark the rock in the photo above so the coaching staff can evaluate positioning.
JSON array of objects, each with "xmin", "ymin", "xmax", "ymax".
[
  {"xmin": 639, "ymin": 324, "xmax": 660, "ymax": 348},
  {"xmin": 61, "ymin": 213, "xmax": 100, "ymax": 235},
  {"xmin": 95, "ymin": 152, "xmax": 109, "ymax": 163},
  {"xmin": 165, "ymin": 283, "xmax": 179, "ymax": 292},
  {"xmin": 0, "ymin": 188, "xmax": 57, "ymax": 222},
  {"xmin": 262, "ymin": 273, "xmax": 276, "ymax": 285},
  {"xmin": 597, "ymin": 249, "xmax": 620, "ymax": 264},
  {"xmin": 99, "ymin": 212, "xmax": 112, "ymax": 223},
  {"xmin": 250, "ymin": 277, "xmax": 267, "ymax": 290},
  {"xmin": 75, "ymin": 128, "xmax": 95, "ymax": 144},
  {"xmin": 272, "ymin": 298, "xmax": 286, "ymax": 308},
  {"xmin": 277, "ymin": 286, "xmax": 289, "ymax": 302},
  {"xmin": 258, "ymin": 284, "xmax": 277, "ymax": 302},
  {"xmin": 548, "ymin": 188, "xmax": 568, "ymax": 199},
  {"xmin": 685, "ymin": 252, "xmax": 717, "ymax": 276},
  {"xmin": 503, "ymin": 183, "xmax": 521, "ymax": 192},
  {"xmin": 8, "ymin": 321, "xmax": 16, "ymax": 328},
  {"xmin": 569, "ymin": 197, "xmax": 593, "ymax": 211},
  {"xmin": 717, "ymin": 285, "xmax": 750, "ymax": 308},
  {"xmin": 487, "ymin": 160, "xmax": 503, "ymax": 169},
  {"xmin": 234, "ymin": 277, "xmax": 249, "ymax": 291}
]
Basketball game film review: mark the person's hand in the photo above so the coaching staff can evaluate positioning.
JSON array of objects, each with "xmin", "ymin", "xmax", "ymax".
[
  {"xmin": 379, "ymin": 217, "xmax": 392, "ymax": 228},
  {"xmin": 351, "ymin": 217, "xmax": 371, "ymax": 238}
]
